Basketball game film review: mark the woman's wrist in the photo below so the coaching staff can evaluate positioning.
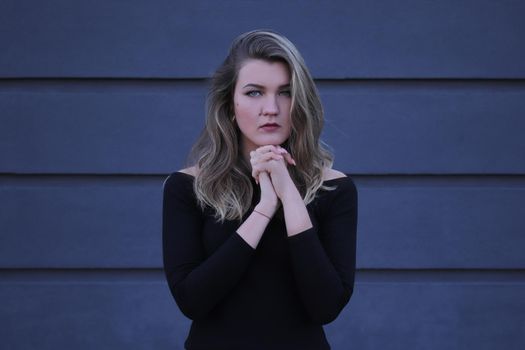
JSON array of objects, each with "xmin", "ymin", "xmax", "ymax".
[{"xmin": 254, "ymin": 202, "xmax": 277, "ymax": 218}]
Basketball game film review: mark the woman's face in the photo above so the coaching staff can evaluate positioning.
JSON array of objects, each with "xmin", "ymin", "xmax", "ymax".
[{"xmin": 233, "ymin": 59, "xmax": 292, "ymax": 154}]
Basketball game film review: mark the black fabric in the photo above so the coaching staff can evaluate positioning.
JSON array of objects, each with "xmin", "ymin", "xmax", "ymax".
[{"xmin": 162, "ymin": 171, "xmax": 357, "ymax": 350}]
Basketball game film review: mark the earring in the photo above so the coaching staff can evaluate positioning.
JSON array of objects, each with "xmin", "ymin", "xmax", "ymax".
[{"xmin": 231, "ymin": 115, "xmax": 236, "ymax": 122}]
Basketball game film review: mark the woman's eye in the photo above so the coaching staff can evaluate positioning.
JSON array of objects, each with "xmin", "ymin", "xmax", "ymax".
[
  {"xmin": 246, "ymin": 90, "xmax": 262, "ymax": 97},
  {"xmin": 279, "ymin": 90, "xmax": 291, "ymax": 97}
]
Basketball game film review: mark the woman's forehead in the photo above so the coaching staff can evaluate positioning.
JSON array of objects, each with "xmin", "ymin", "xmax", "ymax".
[{"xmin": 236, "ymin": 59, "xmax": 290, "ymax": 87}]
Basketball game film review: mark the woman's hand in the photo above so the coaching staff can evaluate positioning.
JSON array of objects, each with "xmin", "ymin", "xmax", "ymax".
[
  {"xmin": 249, "ymin": 145, "xmax": 297, "ymax": 203},
  {"xmin": 256, "ymin": 171, "xmax": 278, "ymax": 215},
  {"xmin": 250, "ymin": 145, "xmax": 312, "ymax": 236}
]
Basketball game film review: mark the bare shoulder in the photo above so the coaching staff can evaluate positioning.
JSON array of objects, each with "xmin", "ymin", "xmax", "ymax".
[
  {"xmin": 178, "ymin": 166, "xmax": 198, "ymax": 177},
  {"xmin": 322, "ymin": 167, "xmax": 347, "ymax": 181}
]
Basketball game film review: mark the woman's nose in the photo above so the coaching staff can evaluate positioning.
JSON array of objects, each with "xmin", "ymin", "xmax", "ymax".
[{"xmin": 261, "ymin": 95, "xmax": 279, "ymax": 116}]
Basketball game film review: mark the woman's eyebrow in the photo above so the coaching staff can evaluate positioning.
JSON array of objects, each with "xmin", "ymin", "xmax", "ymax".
[
  {"xmin": 242, "ymin": 83, "xmax": 265, "ymax": 89},
  {"xmin": 242, "ymin": 83, "xmax": 290, "ymax": 89}
]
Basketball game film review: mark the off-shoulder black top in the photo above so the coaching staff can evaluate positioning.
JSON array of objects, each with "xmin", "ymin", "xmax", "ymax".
[{"xmin": 162, "ymin": 172, "xmax": 357, "ymax": 350}]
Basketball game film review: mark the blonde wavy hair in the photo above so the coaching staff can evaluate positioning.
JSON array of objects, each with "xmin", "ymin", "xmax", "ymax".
[{"xmin": 189, "ymin": 29, "xmax": 334, "ymax": 221}]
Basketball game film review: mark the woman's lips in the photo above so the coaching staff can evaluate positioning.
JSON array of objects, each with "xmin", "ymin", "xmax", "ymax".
[{"xmin": 260, "ymin": 123, "xmax": 280, "ymax": 131}]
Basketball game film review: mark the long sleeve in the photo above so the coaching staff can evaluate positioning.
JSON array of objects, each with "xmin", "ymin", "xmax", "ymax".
[
  {"xmin": 287, "ymin": 177, "xmax": 358, "ymax": 324},
  {"xmin": 162, "ymin": 172, "xmax": 255, "ymax": 320}
]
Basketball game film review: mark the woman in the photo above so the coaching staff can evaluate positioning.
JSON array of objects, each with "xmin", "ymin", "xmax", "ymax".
[{"xmin": 162, "ymin": 30, "xmax": 357, "ymax": 349}]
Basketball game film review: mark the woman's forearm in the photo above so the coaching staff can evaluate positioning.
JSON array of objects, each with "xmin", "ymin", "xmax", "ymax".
[
  {"xmin": 236, "ymin": 202, "xmax": 275, "ymax": 248},
  {"xmin": 280, "ymin": 186, "xmax": 313, "ymax": 237}
]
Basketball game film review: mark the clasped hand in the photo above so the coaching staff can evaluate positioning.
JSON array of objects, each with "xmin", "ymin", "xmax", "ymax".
[{"xmin": 249, "ymin": 145, "xmax": 297, "ymax": 213}]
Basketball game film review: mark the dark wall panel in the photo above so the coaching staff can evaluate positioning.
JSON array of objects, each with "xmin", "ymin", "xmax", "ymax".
[
  {"xmin": 0, "ymin": 178, "xmax": 161, "ymax": 268},
  {"xmin": 1, "ymin": 0, "xmax": 524, "ymax": 78},
  {"xmin": 2, "ymin": 83, "xmax": 525, "ymax": 174},
  {"xmin": 326, "ymin": 281, "xmax": 525, "ymax": 350},
  {"xmin": 357, "ymin": 178, "xmax": 525, "ymax": 268},
  {"xmin": 323, "ymin": 83, "xmax": 525, "ymax": 174},
  {"xmin": 0, "ymin": 280, "xmax": 186, "ymax": 350},
  {"xmin": 1, "ymin": 177, "xmax": 524, "ymax": 268},
  {"xmin": 0, "ymin": 87, "xmax": 204, "ymax": 174},
  {"xmin": 1, "ymin": 279, "xmax": 524, "ymax": 350}
]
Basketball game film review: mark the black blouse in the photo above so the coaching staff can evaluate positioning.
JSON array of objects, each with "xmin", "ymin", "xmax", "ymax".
[{"xmin": 162, "ymin": 172, "xmax": 358, "ymax": 350}]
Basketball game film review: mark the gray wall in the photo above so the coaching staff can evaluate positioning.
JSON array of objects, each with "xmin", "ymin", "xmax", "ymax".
[{"xmin": 1, "ymin": 1, "xmax": 524, "ymax": 349}]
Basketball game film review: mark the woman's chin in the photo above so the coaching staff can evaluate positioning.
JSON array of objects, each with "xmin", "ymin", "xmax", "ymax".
[{"xmin": 254, "ymin": 136, "xmax": 289, "ymax": 147}]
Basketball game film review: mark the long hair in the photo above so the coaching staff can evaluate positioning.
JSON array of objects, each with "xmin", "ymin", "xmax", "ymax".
[{"xmin": 189, "ymin": 29, "xmax": 333, "ymax": 221}]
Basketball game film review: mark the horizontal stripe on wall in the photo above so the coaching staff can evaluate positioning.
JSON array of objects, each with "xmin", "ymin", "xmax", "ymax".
[
  {"xmin": 1, "ymin": 176, "xmax": 524, "ymax": 269},
  {"xmin": 1, "ymin": 1, "xmax": 524, "ymax": 78},
  {"xmin": 2, "ymin": 80, "xmax": 525, "ymax": 174},
  {"xmin": 2, "ymin": 269, "xmax": 524, "ymax": 284},
  {"xmin": 1, "ymin": 279, "xmax": 524, "ymax": 350}
]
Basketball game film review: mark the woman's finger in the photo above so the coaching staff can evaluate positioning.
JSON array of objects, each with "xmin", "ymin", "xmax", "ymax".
[
  {"xmin": 251, "ymin": 151, "xmax": 283, "ymax": 165},
  {"xmin": 274, "ymin": 146, "xmax": 296, "ymax": 166},
  {"xmin": 282, "ymin": 152, "xmax": 296, "ymax": 166},
  {"xmin": 255, "ymin": 145, "xmax": 278, "ymax": 154}
]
